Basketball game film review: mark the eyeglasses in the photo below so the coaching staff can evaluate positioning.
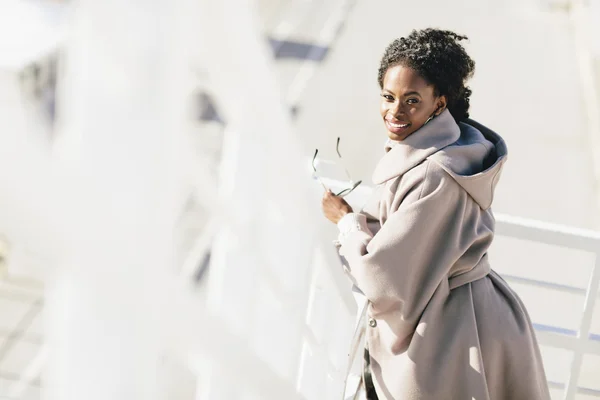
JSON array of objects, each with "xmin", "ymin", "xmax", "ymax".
[{"xmin": 312, "ymin": 137, "xmax": 362, "ymax": 197}]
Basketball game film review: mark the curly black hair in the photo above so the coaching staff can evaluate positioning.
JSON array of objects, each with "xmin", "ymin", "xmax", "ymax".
[{"xmin": 377, "ymin": 29, "xmax": 475, "ymax": 122}]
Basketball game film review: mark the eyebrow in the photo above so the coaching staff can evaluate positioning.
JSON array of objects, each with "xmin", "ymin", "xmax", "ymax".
[{"xmin": 382, "ymin": 89, "xmax": 422, "ymax": 97}]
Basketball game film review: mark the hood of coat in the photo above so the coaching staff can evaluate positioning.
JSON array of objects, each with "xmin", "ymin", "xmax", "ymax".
[{"xmin": 373, "ymin": 109, "xmax": 507, "ymax": 210}]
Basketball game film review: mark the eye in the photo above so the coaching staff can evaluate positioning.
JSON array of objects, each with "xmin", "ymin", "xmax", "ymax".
[
  {"xmin": 380, "ymin": 94, "xmax": 394, "ymax": 102},
  {"xmin": 406, "ymin": 98, "xmax": 419, "ymax": 105}
]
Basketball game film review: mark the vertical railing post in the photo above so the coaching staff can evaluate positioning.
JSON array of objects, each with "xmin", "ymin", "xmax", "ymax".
[{"xmin": 563, "ymin": 249, "xmax": 600, "ymax": 399}]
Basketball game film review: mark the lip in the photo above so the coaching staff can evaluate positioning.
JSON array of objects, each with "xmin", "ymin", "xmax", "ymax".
[{"xmin": 385, "ymin": 118, "xmax": 411, "ymax": 134}]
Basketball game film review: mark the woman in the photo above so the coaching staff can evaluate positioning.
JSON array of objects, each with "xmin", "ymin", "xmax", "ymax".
[{"xmin": 322, "ymin": 29, "xmax": 549, "ymax": 400}]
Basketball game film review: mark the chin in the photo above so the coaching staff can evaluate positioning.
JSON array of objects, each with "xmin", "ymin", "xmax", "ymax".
[{"xmin": 386, "ymin": 130, "xmax": 412, "ymax": 141}]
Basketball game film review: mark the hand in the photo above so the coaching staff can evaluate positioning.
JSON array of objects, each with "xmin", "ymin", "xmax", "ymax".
[{"xmin": 322, "ymin": 190, "xmax": 353, "ymax": 224}]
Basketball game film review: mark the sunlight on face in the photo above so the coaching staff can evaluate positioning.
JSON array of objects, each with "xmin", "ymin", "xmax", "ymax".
[{"xmin": 379, "ymin": 64, "xmax": 446, "ymax": 141}]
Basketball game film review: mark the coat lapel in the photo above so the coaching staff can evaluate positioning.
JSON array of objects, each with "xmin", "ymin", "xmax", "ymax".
[{"xmin": 372, "ymin": 110, "xmax": 460, "ymax": 185}]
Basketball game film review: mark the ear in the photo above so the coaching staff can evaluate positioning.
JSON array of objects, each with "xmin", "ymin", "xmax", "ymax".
[{"xmin": 436, "ymin": 95, "xmax": 448, "ymax": 115}]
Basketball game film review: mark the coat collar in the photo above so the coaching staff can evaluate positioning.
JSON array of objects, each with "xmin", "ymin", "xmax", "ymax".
[{"xmin": 372, "ymin": 109, "xmax": 460, "ymax": 185}]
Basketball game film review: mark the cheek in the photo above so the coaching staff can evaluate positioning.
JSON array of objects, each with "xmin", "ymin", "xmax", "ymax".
[
  {"xmin": 380, "ymin": 102, "xmax": 389, "ymax": 116},
  {"xmin": 409, "ymin": 105, "xmax": 428, "ymax": 119}
]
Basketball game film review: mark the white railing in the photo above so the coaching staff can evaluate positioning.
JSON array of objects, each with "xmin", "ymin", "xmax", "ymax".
[{"xmin": 494, "ymin": 214, "xmax": 600, "ymax": 400}]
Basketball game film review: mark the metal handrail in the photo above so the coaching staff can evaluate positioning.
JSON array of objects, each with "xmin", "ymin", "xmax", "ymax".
[
  {"xmin": 495, "ymin": 213, "xmax": 600, "ymax": 252},
  {"xmin": 495, "ymin": 213, "xmax": 600, "ymax": 399}
]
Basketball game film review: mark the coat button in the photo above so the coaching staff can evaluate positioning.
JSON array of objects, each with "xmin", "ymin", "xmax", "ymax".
[{"xmin": 369, "ymin": 318, "xmax": 377, "ymax": 328}]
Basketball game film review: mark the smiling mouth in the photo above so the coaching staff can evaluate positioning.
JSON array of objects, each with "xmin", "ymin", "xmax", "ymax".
[
  {"xmin": 385, "ymin": 119, "xmax": 411, "ymax": 133},
  {"xmin": 387, "ymin": 121, "xmax": 409, "ymax": 128}
]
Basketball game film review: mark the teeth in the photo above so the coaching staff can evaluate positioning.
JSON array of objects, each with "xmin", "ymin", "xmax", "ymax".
[{"xmin": 388, "ymin": 121, "xmax": 408, "ymax": 128}]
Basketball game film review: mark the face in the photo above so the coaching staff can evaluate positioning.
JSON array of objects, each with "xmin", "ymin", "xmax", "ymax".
[{"xmin": 380, "ymin": 64, "xmax": 447, "ymax": 141}]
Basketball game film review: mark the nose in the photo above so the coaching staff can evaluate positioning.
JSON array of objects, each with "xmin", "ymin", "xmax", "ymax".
[{"xmin": 388, "ymin": 100, "xmax": 405, "ymax": 117}]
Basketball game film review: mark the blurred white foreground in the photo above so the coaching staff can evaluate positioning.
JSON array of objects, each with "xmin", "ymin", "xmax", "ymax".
[{"xmin": 1, "ymin": 0, "xmax": 356, "ymax": 399}]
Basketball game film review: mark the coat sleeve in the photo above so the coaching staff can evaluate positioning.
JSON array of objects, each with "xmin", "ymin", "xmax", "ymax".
[
  {"xmin": 337, "ymin": 162, "xmax": 469, "ymax": 325},
  {"xmin": 357, "ymin": 185, "xmax": 382, "ymax": 236}
]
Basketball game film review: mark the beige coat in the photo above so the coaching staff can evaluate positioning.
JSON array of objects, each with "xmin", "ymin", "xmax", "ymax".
[{"xmin": 337, "ymin": 110, "xmax": 550, "ymax": 400}]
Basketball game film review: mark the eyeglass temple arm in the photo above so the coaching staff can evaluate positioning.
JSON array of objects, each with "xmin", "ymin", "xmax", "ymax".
[
  {"xmin": 336, "ymin": 137, "xmax": 355, "ymax": 183},
  {"xmin": 336, "ymin": 180, "xmax": 362, "ymax": 197}
]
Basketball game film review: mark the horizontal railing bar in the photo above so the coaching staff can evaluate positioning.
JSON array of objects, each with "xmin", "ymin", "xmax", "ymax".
[
  {"xmin": 543, "ymin": 381, "xmax": 600, "ymax": 397},
  {"xmin": 535, "ymin": 329, "xmax": 600, "ymax": 355},
  {"xmin": 578, "ymin": 386, "xmax": 600, "ymax": 397},
  {"xmin": 532, "ymin": 324, "xmax": 600, "ymax": 343},
  {"xmin": 533, "ymin": 323, "xmax": 578, "ymax": 337},
  {"xmin": 503, "ymin": 274, "xmax": 587, "ymax": 295},
  {"xmin": 495, "ymin": 213, "xmax": 600, "ymax": 252},
  {"xmin": 547, "ymin": 381, "xmax": 565, "ymax": 390}
]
